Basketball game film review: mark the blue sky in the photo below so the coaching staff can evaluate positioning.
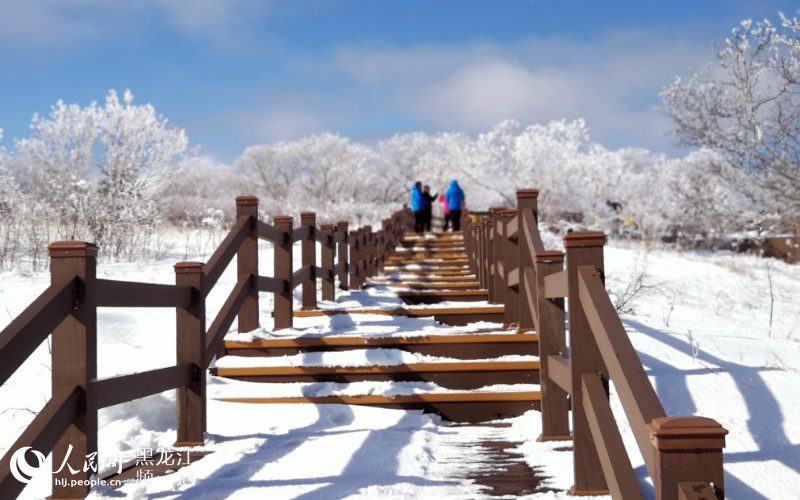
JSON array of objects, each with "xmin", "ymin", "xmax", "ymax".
[{"xmin": 0, "ymin": 0, "xmax": 797, "ymax": 162}]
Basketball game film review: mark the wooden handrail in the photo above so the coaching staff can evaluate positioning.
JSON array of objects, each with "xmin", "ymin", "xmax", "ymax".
[
  {"xmin": 521, "ymin": 208, "xmax": 545, "ymax": 254},
  {"xmin": 0, "ymin": 387, "xmax": 82, "ymax": 498},
  {"xmin": 257, "ymin": 220, "xmax": 286, "ymax": 244},
  {"xmin": 292, "ymin": 225, "xmax": 312, "ymax": 243},
  {"xmin": 581, "ymin": 373, "xmax": 642, "ymax": 499},
  {"xmin": 205, "ymin": 276, "xmax": 252, "ymax": 366},
  {"xmin": 291, "ymin": 265, "xmax": 314, "ymax": 289},
  {"xmin": 0, "ymin": 278, "xmax": 77, "ymax": 387},
  {"xmin": 93, "ymin": 364, "xmax": 195, "ymax": 409},
  {"xmin": 96, "ymin": 279, "xmax": 193, "ymax": 308},
  {"xmin": 578, "ymin": 265, "xmax": 666, "ymax": 473},
  {"xmin": 204, "ymin": 216, "xmax": 251, "ymax": 292},
  {"xmin": 257, "ymin": 275, "xmax": 287, "ymax": 293}
]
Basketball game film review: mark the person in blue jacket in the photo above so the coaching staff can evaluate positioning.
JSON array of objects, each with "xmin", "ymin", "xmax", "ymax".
[
  {"xmin": 410, "ymin": 181, "xmax": 425, "ymax": 232},
  {"xmin": 445, "ymin": 180, "xmax": 465, "ymax": 231}
]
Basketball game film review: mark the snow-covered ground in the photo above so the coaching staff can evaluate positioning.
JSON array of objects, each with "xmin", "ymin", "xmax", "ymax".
[{"xmin": 1, "ymin": 239, "xmax": 799, "ymax": 499}]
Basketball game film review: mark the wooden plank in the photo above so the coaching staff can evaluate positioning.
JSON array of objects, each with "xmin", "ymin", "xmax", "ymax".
[
  {"xmin": 257, "ymin": 220, "xmax": 286, "ymax": 244},
  {"xmin": 521, "ymin": 209, "xmax": 545, "ymax": 254},
  {"xmin": 216, "ymin": 360, "xmax": 540, "ymax": 377},
  {"xmin": 258, "ymin": 276, "xmax": 287, "ymax": 293},
  {"xmin": 291, "ymin": 224, "xmax": 312, "ymax": 243},
  {"xmin": 678, "ymin": 482, "xmax": 718, "ymax": 500},
  {"xmin": 291, "ymin": 265, "xmax": 314, "ymax": 289},
  {"xmin": 226, "ymin": 333, "xmax": 538, "ymax": 349},
  {"xmin": 507, "ymin": 266, "xmax": 519, "ymax": 290},
  {"xmin": 578, "ymin": 265, "xmax": 666, "ymax": 475},
  {"xmin": 293, "ymin": 306, "xmax": 504, "ymax": 317},
  {"xmin": 581, "ymin": 373, "xmax": 641, "ymax": 500},
  {"xmin": 205, "ymin": 216, "xmax": 250, "ymax": 291},
  {"xmin": 547, "ymin": 355, "xmax": 572, "ymax": 394},
  {"xmin": 205, "ymin": 277, "xmax": 251, "ymax": 365},
  {"xmin": 544, "ymin": 270, "xmax": 567, "ymax": 298},
  {"xmin": 0, "ymin": 279, "xmax": 76, "ymax": 387},
  {"xmin": 396, "ymin": 290, "xmax": 487, "ymax": 298},
  {"xmin": 94, "ymin": 364, "xmax": 195, "ymax": 409},
  {"xmin": 217, "ymin": 391, "xmax": 540, "ymax": 405},
  {"xmin": 0, "ymin": 387, "xmax": 81, "ymax": 499},
  {"xmin": 96, "ymin": 279, "xmax": 193, "ymax": 308}
]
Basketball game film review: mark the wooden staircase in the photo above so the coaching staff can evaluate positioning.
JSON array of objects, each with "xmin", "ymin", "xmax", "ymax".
[{"xmin": 211, "ymin": 231, "xmax": 541, "ymax": 423}]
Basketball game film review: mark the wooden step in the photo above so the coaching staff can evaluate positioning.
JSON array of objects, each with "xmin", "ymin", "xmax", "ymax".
[
  {"xmin": 385, "ymin": 259, "xmax": 469, "ymax": 267},
  {"xmin": 213, "ymin": 360, "xmax": 540, "ymax": 389},
  {"xmin": 381, "ymin": 268, "xmax": 472, "ymax": 276},
  {"xmin": 370, "ymin": 275, "xmax": 479, "ymax": 283},
  {"xmin": 397, "ymin": 290, "xmax": 487, "ymax": 304},
  {"xmin": 383, "ymin": 283, "xmax": 481, "ymax": 291},
  {"xmin": 224, "ymin": 332, "xmax": 538, "ymax": 359},
  {"xmin": 215, "ymin": 391, "xmax": 541, "ymax": 423},
  {"xmin": 294, "ymin": 306, "xmax": 504, "ymax": 326}
]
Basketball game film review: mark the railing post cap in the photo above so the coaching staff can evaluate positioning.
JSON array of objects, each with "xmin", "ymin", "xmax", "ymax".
[
  {"xmin": 320, "ymin": 222, "xmax": 334, "ymax": 230},
  {"xmin": 563, "ymin": 231, "xmax": 607, "ymax": 248},
  {"xmin": 300, "ymin": 211, "xmax": 316, "ymax": 219},
  {"xmin": 482, "ymin": 218, "xmax": 493, "ymax": 226},
  {"xmin": 273, "ymin": 215, "xmax": 293, "ymax": 224},
  {"xmin": 500, "ymin": 209, "xmax": 516, "ymax": 218},
  {"xmin": 489, "ymin": 206, "xmax": 506, "ymax": 214},
  {"xmin": 48, "ymin": 241, "xmax": 98, "ymax": 258},
  {"xmin": 535, "ymin": 251, "xmax": 564, "ymax": 263},
  {"xmin": 174, "ymin": 261, "xmax": 205, "ymax": 274},
  {"xmin": 516, "ymin": 189, "xmax": 540, "ymax": 199},
  {"xmin": 235, "ymin": 195, "xmax": 259, "ymax": 206},
  {"xmin": 336, "ymin": 220, "xmax": 349, "ymax": 227},
  {"xmin": 648, "ymin": 416, "xmax": 728, "ymax": 451}
]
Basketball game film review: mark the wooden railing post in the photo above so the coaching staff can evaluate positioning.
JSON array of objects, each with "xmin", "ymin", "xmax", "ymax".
[
  {"xmin": 378, "ymin": 220, "xmax": 387, "ymax": 271},
  {"xmin": 236, "ymin": 196, "xmax": 259, "ymax": 333},
  {"xmin": 517, "ymin": 189, "xmax": 539, "ymax": 332},
  {"xmin": 174, "ymin": 262, "xmax": 205, "ymax": 446},
  {"xmin": 490, "ymin": 207, "xmax": 506, "ymax": 305},
  {"xmin": 649, "ymin": 417, "xmax": 727, "ymax": 500},
  {"xmin": 477, "ymin": 217, "xmax": 486, "ymax": 289},
  {"xmin": 49, "ymin": 242, "xmax": 97, "ymax": 499},
  {"xmin": 350, "ymin": 228, "xmax": 362, "ymax": 290},
  {"xmin": 273, "ymin": 215, "xmax": 293, "ymax": 329},
  {"xmin": 320, "ymin": 223, "xmax": 336, "ymax": 301},
  {"xmin": 337, "ymin": 221, "xmax": 349, "ymax": 290},
  {"xmin": 535, "ymin": 251, "xmax": 571, "ymax": 441},
  {"xmin": 484, "ymin": 218, "xmax": 495, "ymax": 301},
  {"xmin": 300, "ymin": 212, "xmax": 317, "ymax": 310},
  {"xmin": 565, "ymin": 231, "xmax": 609, "ymax": 495},
  {"xmin": 501, "ymin": 209, "xmax": 519, "ymax": 327},
  {"xmin": 364, "ymin": 225, "xmax": 374, "ymax": 277}
]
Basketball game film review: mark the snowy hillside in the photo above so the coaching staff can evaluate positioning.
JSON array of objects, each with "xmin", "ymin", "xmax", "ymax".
[{"xmin": 0, "ymin": 240, "xmax": 798, "ymax": 499}]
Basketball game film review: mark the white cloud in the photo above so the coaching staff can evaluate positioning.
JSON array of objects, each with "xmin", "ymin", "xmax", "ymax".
[
  {"xmin": 326, "ymin": 32, "xmax": 714, "ymax": 151},
  {"xmin": 0, "ymin": 0, "xmax": 269, "ymax": 48}
]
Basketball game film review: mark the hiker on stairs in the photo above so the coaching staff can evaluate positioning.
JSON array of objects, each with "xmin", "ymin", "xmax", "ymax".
[
  {"xmin": 411, "ymin": 181, "xmax": 425, "ymax": 232},
  {"xmin": 421, "ymin": 184, "xmax": 438, "ymax": 232},
  {"xmin": 445, "ymin": 180, "xmax": 465, "ymax": 231}
]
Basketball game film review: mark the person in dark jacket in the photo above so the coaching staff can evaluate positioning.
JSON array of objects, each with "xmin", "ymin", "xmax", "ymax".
[
  {"xmin": 445, "ymin": 180, "xmax": 465, "ymax": 231},
  {"xmin": 410, "ymin": 181, "xmax": 424, "ymax": 232},
  {"xmin": 421, "ymin": 185, "xmax": 437, "ymax": 232}
]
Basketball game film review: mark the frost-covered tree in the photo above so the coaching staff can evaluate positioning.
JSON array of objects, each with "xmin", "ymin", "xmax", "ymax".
[
  {"xmin": 14, "ymin": 90, "xmax": 188, "ymax": 259},
  {"xmin": 662, "ymin": 14, "xmax": 800, "ymax": 220}
]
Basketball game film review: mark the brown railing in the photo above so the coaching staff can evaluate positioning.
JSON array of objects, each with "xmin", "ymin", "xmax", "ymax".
[
  {"xmin": 461, "ymin": 190, "xmax": 728, "ymax": 500},
  {"xmin": 0, "ymin": 195, "xmax": 410, "ymax": 499}
]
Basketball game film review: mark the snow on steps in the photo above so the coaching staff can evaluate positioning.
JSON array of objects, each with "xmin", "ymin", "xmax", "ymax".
[
  {"xmin": 223, "ymin": 331, "xmax": 539, "ymax": 359},
  {"xmin": 209, "ymin": 230, "xmax": 538, "ymax": 422}
]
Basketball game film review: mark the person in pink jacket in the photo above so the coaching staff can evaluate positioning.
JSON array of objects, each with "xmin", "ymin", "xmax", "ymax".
[{"xmin": 439, "ymin": 193, "xmax": 451, "ymax": 231}]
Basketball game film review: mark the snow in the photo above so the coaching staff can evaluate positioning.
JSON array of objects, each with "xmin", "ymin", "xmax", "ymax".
[
  {"xmin": 214, "ymin": 349, "xmax": 537, "ymax": 368},
  {"xmin": 1, "ymin": 240, "xmax": 799, "ymax": 498}
]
